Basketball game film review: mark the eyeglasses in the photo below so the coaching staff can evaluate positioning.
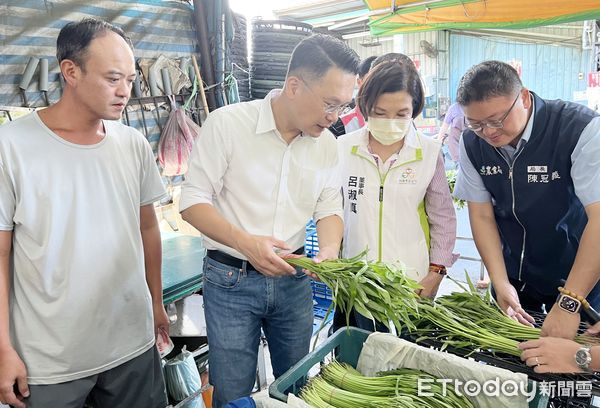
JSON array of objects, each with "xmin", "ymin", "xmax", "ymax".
[
  {"xmin": 299, "ymin": 77, "xmax": 352, "ymax": 116},
  {"xmin": 464, "ymin": 92, "xmax": 521, "ymax": 132}
]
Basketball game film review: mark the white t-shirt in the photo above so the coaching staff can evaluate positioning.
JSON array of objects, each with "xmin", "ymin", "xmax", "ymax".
[
  {"xmin": 180, "ymin": 90, "xmax": 343, "ymax": 259},
  {"xmin": 0, "ymin": 112, "xmax": 166, "ymax": 384}
]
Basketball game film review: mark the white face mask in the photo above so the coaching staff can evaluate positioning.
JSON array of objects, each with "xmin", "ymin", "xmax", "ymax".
[{"xmin": 367, "ymin": 117, "xmax": 411, "ymax": 145}]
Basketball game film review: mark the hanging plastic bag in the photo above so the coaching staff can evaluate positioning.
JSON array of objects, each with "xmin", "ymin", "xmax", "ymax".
[
  {"xmin": 225, "ymin": 73, "xmax": 240, "ymax": 105},
  {"xmin": 158, "ymin": 96, "xmax": 200, "ymax": 176},
  {"xmin": 164, "ymin": 345, "xmax": 203, "ymax": 404}
]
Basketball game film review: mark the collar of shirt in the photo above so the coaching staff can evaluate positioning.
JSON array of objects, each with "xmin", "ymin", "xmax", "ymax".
[
  {"xmin": 499, "ymin": 95, "xmax": 535, "ymax": 159},
  {"xmin": 255, "ymin": 89, "xmax": 318, "ymax": 144},
  {"xmin": 181, "ymin": 90, "xmax": 341, "ymax": 259}
]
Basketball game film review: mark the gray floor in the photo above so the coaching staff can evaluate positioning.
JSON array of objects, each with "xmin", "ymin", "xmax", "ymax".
[{"xmin": 441, "ymin": 204, "xmax": 488, "ymax": 296}]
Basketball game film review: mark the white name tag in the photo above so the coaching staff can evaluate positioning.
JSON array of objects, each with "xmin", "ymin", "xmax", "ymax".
[{"xmin": 527, "ymin": 165, "xmax": 547, "ymax": 173}]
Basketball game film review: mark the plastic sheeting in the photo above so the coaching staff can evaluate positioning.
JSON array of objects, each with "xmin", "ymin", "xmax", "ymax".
[
  {"xmin": 365, "ymin": 0, "xmax": 600, "ymax": 35},
  {"xmin": 357, "ymin": 332, "xmax": 530, "ymax": 408},
  {"xmin": 0, "ymin": 0, "xmax": 196, "ymax": 108}
]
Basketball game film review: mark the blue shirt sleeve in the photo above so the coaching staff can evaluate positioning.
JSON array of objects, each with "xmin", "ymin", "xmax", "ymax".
[
  {"xmin": 572, "ymin": 116, "xmax": 600, "ymax": 207},
  {"xmin": 453, "ymin": 134, "xmax": 492, "ymax": 203}
]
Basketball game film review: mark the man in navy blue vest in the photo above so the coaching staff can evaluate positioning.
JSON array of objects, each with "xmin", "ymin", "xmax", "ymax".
[{"xmin": 454, "ymin": 60, "xmax": 600, "ymax": 341}]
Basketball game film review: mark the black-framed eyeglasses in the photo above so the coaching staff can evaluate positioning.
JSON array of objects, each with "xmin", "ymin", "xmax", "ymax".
[
  {"xmin": 464, "ymin": 92, "xmax": 521, "ymax": 132},
  {"xmin": 298, "ymin": 77, "xmax": 352, "ymax": 116}
]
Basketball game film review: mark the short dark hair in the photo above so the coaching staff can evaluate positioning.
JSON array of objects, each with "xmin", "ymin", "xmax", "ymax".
[
  {"xmin": 358, "ymin": 56, "xmax": 378, "ymax": 78},
  {"xmin": 357, "ymin": 60, "xmax": 424, "ymax": 119},
  {"xmin": 57, "ymin": 18, "xmax": 133, "ymax": 70},
  {"xmin": 372, "ymin": 52, "xmax": 416, "ymax": 69},
  {"xmin": 287, "ymin": 34, "xmax": 359, "ymax": 81},
  {"xmin": 456, "ymin": 60, "xmax": 523, "ymax": 106}
]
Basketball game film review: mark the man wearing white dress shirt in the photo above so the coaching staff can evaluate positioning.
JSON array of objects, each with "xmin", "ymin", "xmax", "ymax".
[{"xmin": 180, "ymin": 34, "xmax": 359, "ymax": 407}]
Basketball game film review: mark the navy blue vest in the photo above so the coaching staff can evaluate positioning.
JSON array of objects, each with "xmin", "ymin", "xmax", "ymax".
[{"xmin": 464, "ymin": 92, "xmax": 599, "ymax": 301}]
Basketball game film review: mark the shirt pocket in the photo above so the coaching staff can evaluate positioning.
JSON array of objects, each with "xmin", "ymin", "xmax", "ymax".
[{"xmin": 288, "ymin": 161, "xmax": 321, "ymax": 206}]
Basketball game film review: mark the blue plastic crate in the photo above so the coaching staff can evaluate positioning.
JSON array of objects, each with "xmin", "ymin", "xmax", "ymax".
[
  {"xmin": 313, "ymin": 305, "xmax": 330, "ymax": 320},
  {"xmin": 312, "ymin": 304, "xmax": 333, "ymax": 335},
  {"xmin": 305, "ymin": 220, "xmax": 318, "ymax": 258},
  {"xmin": 310, "ymin": 280, "xmax": 333, "ymax": 301},
  {"xmin": 313, "ymin": 292, "xmax": 332, "ymax": 309},
  {"xmin": 305, "ymin": 230, "xmax": 319, "ymax": 258},
  {"xmin": 311, "ymin": 282, "xmax": 333, "ymax": 336}
]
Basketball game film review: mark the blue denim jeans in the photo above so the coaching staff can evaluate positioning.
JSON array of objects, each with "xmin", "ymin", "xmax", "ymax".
[{"xmin": 202, "ymin": 256, "xmax": 313, "ymax": 408}]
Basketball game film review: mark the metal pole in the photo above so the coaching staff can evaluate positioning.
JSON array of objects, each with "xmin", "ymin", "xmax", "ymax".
[{"xmin": 192, "ymin": 55, "xmax": 210, "ymax": 117}]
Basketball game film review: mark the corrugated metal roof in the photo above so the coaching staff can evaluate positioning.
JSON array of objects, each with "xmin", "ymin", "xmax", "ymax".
[
  {"xmin": 274, "ymin": 0, "xmax": 366, "ymax": 22},
  {"xmin": 450, "ymin": 21, "xmax": 585, "ymax": 48},
  {"xmin": 274, "ymin": 0, "xmax": 379, "ymax": 35},
  {"xmin": 345, "ymin": 35, "xmax": 394, "ymax": 60}
]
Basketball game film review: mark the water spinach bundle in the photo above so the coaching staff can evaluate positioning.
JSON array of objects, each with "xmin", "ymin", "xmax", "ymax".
[{"xmin": 300, "ymin": 361, "xmax": 475, "ymax": 408}]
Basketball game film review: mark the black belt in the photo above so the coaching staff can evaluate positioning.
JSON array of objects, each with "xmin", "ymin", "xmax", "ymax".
[{"xmin": 206, "ymin": 247, "xmax": 304, "ymax": 271}]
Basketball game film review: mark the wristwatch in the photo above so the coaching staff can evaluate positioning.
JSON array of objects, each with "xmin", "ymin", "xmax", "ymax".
[
  {"xmin": 575, "ymin": 347, "xmax": 593, "ymax": 372},
  {"xmin": 557, "ymin": 293, "xmax": 582, "ymax": 314},
  {"xmin": 429, "ymin": 263, "xmax": 447, "ymax": 276}
]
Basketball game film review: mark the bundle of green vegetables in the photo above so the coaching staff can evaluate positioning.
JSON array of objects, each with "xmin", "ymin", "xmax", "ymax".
[
  {"xmin": 285, "ymin": 250, "xmax": 421, "ymax": 333},
  {"xmin": 300, "ymin": 361, "xmax": 475, "ymax": 408},
  {"xmin": 412, "ymin": 276, "xmax": 600, "ymax": 355},
  {"xmin": 435, "ymin": 290, "xmax": 540, "ymax": 341},
  {"xmin": 287, "ymin": 252, "xmax": 599, "ymax": 357},
  {"xmin": 412, "ymin": 298, "xmax": 525, "ymax": 356}
]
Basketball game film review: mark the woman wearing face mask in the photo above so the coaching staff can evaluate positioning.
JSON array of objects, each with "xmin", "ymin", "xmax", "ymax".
[{"xmin": 336, "ymin": 59, "xmax": 457, "ymax": 332}]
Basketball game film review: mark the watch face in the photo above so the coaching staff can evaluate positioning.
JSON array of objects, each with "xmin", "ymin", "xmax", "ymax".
[
  {"xmin": 576, "ymin": 348, "xmax": 591, "ymax": 368},
  {"xmin": 559, "ymin": 295, "xmax": 580, "ymax": 313}
]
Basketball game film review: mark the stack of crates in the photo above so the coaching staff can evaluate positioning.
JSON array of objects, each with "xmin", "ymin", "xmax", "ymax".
[
  {"xmin": 304, "ymin": 220, "xmax": 319, "ymax": 258},
  {"xmin": 310, "ymin": 280, "xmax": 333, "ymax": 309},
  {"xmin": 305, "ymin": 221, "xmax": 334, "ymax": 333}
]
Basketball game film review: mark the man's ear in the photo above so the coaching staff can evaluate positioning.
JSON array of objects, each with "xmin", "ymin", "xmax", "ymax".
[
  {"xmin": 60, "ymin": 59, "xmax": 81, "ymax": 88},
  {"xmin": 284, "ymin": 75, "xmax": 303, "ymax": 99},
  {"xmin": 521, "ymin": 88, "xmax": 532, "ymax": 109}
]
